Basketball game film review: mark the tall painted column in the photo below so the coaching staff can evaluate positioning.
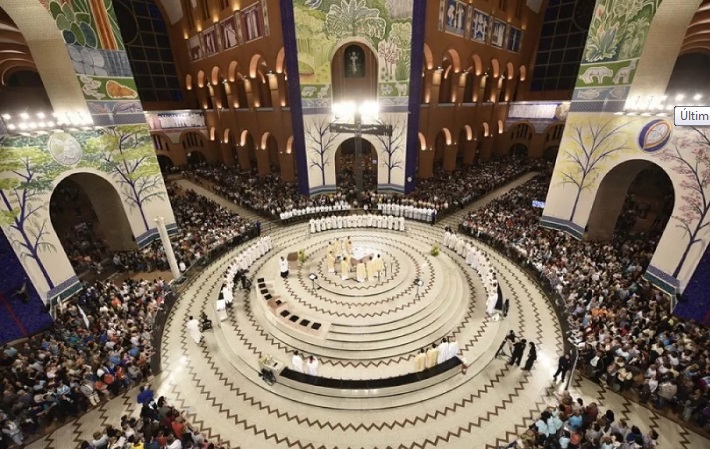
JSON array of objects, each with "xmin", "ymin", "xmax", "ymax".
[{"xmin": 155, "ymin": 217, "xmax": 181, "ymax": 280}]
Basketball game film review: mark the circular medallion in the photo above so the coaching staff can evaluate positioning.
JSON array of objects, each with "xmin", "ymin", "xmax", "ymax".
[
  {"xmin": 48, "ymin": 132, "xmax": 83, "ymax": 166},
  {"xmin": 638, "ymin": 119, "xmax": 672, "ymax": 153}
]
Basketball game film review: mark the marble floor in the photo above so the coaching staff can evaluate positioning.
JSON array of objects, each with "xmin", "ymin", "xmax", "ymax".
[{"xmin": 26, "ymin": 175, "xmax": 709, "ymax": 449}]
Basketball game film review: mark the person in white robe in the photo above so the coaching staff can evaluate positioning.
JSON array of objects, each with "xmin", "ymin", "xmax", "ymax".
[
  {"xmin": 306, "ymin": 356, "xmax": 319, "ymax": 376},
  {"xmin": 331, "ymin": 215, "xmax": 337, "ymax": 229},
  {"xmin": 443, "ymin": 230, "xmax": 451, "ymax": 247},
  {"xmin": 186, "ymin": 316, "xmax": 202, "ymax": 344},
  {"xmin": 398, "ymin": 216, "xmax": 405, "ymax": 231},
  {"xmin": 337, "ymin": 215, "xmax": 343, "ymax": 229},
  {"xmin": 455, "ymin": 237, "xmax": 466, "ymax": 257},
  {"xmin": 309, "ymin": 219, "xmax": 316, "ymax": 233},
  {"xmin": 279, "ymin": 256, "xmax": 289, "ymax": 279},
  {"xmin": 446, "ymin": 337, "xmax": 460, "ymax": 361},
  {"xmin": 486, "ymin": 289, "xmax": 499, "ymax": 315},
  {"xmin": 291, "ymin": 352, "xmax": 304, "ymax": 373},
  {"xmin": 315, "ymin": 218, "xmax": 322, "ymax": 232},
  {"xmin": 265, "ymin": 235, "xmax": 273, "ymax": 251},
  {"xmin": 345, "ymin": 238, "xmax": 353, "ymax": 255},
  {"xmin": 326, "ymin": 251, "xmax": 336, "ymax": 273},
  {"xmin": 340, "ymin": 257, "xmax": 350, "ymax": 280},
  {"xmin": 437, "ymin": 338, "xmax": 449, "ymax": 364},
  {"xmin": 367, "ymin": 214, "xmax": 374, "ymax": 227},
  {"xmin": 465, "ymin": 243, "xmax": 475, "ymax": 266},
  {"xmin": 356, "ymin": 262, "xmax": 367, "ymax": 283},
  {"xmin": 366, "ymin": 260, "xmax": 376, "ymax": 281}
]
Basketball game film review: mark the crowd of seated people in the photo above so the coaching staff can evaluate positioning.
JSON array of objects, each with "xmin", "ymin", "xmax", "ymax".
[
  {"xmin": 183, "ymin": 156, "xmax": 542, "ymax": 221},
  {"xmin": 461, "ymin": 171, "xmax": 710, "ymax": 433},
  {"xmin": 513, "ymin": 391, "xmax": 660, "ymax": 449},
  {"xmin": 76, "ymin": 392, "xmax": 225, "ymax": 449},
  {"xmin": 0, "ymin": 278, "xmax": 171, "ymax": 446}
]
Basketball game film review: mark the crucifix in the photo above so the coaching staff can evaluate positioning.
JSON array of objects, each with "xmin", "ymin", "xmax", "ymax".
[
  {"xmin": 330, "ymin": 108, "xmax": 392, "ymax": 196},
  {"xmin": 349, "ymin": 51, "xmax": 360, "ymax": 76}
]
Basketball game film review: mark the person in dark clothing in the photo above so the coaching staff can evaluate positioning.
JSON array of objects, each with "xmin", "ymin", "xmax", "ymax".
[
  {"xmin": 522, "ymin": 342, "xmax": 537, "ymax": 370},
  {"xmin": 553, "ymin": 353, "xmax": 572, "ymax": 382},
  {"xmin": 509, "ymin": 339, "xmax": 527, "ymax": 366},
  {"xmin": 495, "ymin": 330, "xmax": 516, "ymax": 358}
]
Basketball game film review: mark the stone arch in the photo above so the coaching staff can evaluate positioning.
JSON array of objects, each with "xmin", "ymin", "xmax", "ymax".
[
  {"xmin": 151, "ymin": 133, "xmax": 171, "ymax": 152},
  {"xmin": 443, "ymin": 47, "xmax": 461, "ymax": 73},
  {"xmin": 156, "ymin": 154, "xmax": 174, "ymax": 171},
  {"xmin": 185, "ymin": 73, "xmax": 193, "ymax": 90},
  {"xmin": 227, "ymin": 61, "xmax": 240, "ymax": 82},
  {"xmin": 0, "ymin": 0, "xmax": 86, "ymax": 111},
  {"xmin": 249, "ymin": 53, "xmax": 268, "ymax": 78},
  {"xmin": 462, "ymin": 124, "xmax": 473, "ymax": 141},
  {"xmin": 423, "ymin": 43, "xmax": 434, "ymax": 70},
  {"xmin": 286, "ymin": 135, "xmax": 293, "ymax": 154},
  {"xmin": 586, "ymin": 160, "xmax": 676, "ymax": 246},
  {"xmin": 210, "ymin": 65, "xmax": 221, "ymax": 85},
  {"xmin": 543, "ymin": 122, "xmax": 566, "ymax": 144},
  {"xmin": 49, "ymin": 170, "xmax": 138, "ymax": 273},
  {"xmin": 519, "ymin": 65, "xmax": 527, "ymax": 81},
  {"xmin": 471, "ymin": 54, "xmax": 483, "ymax": 75},
  {"xmin": 223, "ymin": 128, "xmax": 231, "ymax": 144},
  {"xmin": 482, "ymin": 122, "xmax": 490, "ymax": 137},
  {"xmin": 509, "ymin": 122, "xmax": 534, "ymax": 141},
  {"xmin": 508, "ymin": 143, "xmax": 529, "ymax": 157},
  {"xmin": 628, "ymin": 0, "xmax": 703, "ymax": 101},
  {"xmin": 275, "ymin": 47, "xmax": 285, "ymax": 73},
  {"xmin": 434, "ymin": 128, "xmax": 452, "ymax": 166},
  {"xmin": 418, "ymin": 132, "xmax": 427, "ymax": 150},
  {"xmin": 334, "ymin": 136, "xmax": 378, "ymax": 190},
  {"xmin": 497, "ymin": 120, "xmax": 504, "ymax": 134},
  {"xmin": 490, "ymin": 58, "xmax": 500, "ymax": 78},
  {"xmin": 180, "ymin": 130, "xmax": 207, "ymax": 150},
  {"xmin": 331, "ymin": 40, "xmax": 378, "ymax": 101},
  {"xmin": 197, "ymin": 70, "xmax": 206, "ymax": 88},
  {"xmin": 259, "ymin": 132, "xmax": 279, "ymax": 169},
  {"xmin": 506, "ymin": 62, "xmax": 515, "ymax": 80},
  {"xmin": 241, "ymin": 129, "xmax": 257, "ymax": 165},
  {"xmin": 209, "ymin": 127, "xmax": 216, "ymax": 141},
  {"xmin": 186, "ymin": 150, "xmax": 207, "ymax": 165}
]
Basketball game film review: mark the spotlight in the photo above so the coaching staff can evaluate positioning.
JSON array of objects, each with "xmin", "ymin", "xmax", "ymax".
[
  {"xmin": 7, "ymin": 124, "xmax": 16, "ymax": 130},
  {"xmin": 20, "ymin": 112, "xmax": 29, "ymax": 120},
  {"xmin": 675, "ymin": 94, "xmax": 685, "ymax": 101},
  {"xmin": 37, "ymin": 112, "xmax": 45, "ymax": 119},
  {"xmin": 1, "ymin": 113, "xmax": 10, "ymax": 120},
  {"xmin": 694, "ymin": 94, "xmax": 703, "ymax": 101}
]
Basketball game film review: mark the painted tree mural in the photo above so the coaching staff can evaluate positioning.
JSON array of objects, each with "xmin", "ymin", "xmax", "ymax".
[
  {"xmin": 84, "ymin": 125, "xmax": 165, "ymax": 231},
  {"xmin": 556, "ymin": 119, "xmax": 632, "ymax": 221},
  {"xmin": 0, "ymin": 147, "xmax": 63, "ymax": 289},
  {"xmin": 661, "ymin": 127, "xmax": 710, "ymax": 278},
  {"xmin": 324, "ymin": 0, "xmax": 387, "ymax": 42},
  {"xmin": 306, "ymin": 117, "xmax": 337, "ymax": 186},
  {"xmin": 376, "ymin": 119, "xmax": 404, "ymax": 184}
]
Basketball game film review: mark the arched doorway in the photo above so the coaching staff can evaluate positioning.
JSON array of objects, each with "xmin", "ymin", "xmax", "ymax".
[
  {"xmin": 335, "ymin": 137, "xmax": 378, "ymax": 198},
  {"xmin": 243, "ymin": 132, "xmax": 257, "ymax": 168},
  {"xmin": 586, "ymin": 160, "xmax": 675, "ymax": 241},
  {"xmin": 509, "ymin": 143, "xmax": 529, "ymax": 157},
  {"xmin": 331, "ymin": 42, "xmax": 378, "ymax": 102},
  {"xmin": 157, "ymin": 155, "xmax": 174, "ymax": 172},
  {"xmin": 264, "ymin": 134, "xmax": 280, "ymax": 171},
  {"xmin": 50, "ymin": 173, "xmax": 136, "ymax": 278},
  {"xmin": 434, "ymin": 130, "xmax": 448, "ymax": 170},
  {"xmin": 187, "ymin": 150, "xmax": 207, "ymax": 166},
  {"xmin": 543, "ymin": 146, "xmax": 559, "ymax": 162}
]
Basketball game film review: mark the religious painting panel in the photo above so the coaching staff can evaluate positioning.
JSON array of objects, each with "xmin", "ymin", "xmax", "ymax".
[
  {"xmin": 491, "ymin": 19, "xmax": 507, "ymax": 48},
  {"xmin": 202, "ymin": 26, "xmax": 220, "ymax": 56},
  {"xmin": 443, "ymin": 0, "xmax": 467, "ymax": 37},
  {"xmin": 220, "ymin": 16, "xmax": 239, "ymax": 50},
  {"xmin": 507, "ymin": 27, "xmax": 522, "ymax": 53},
  {"xmin": 470, "ymin": 9, "xmax": 490, "ymax": 43},
  {"xmin": 241, "ymin": 3, "xmax": 264, "ymax": 43},
  {"xmin": 188, "ymin": 34, "xmax": 203, "ymax": 61}
]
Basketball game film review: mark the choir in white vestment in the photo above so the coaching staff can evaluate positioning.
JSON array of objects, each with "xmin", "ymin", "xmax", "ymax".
[{"xmin": 308, "ymin": 215, "xmax": 406, "ymax": 233}]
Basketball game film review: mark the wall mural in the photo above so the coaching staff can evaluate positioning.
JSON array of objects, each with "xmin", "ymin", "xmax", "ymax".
[
  {"xmin": 47, "ymin": 0, "xmax": 145, "ymax": 125},
  {"xmin": 573, "ymin": 0, "xmax": 663, "ymax": 105},
  {"xmin": 0, "ymin": 126, "xmax": 175, "ymax": 302},
  {"xmin": 294, "ymin": 0, "xmax": 413, "ymax": 108},
  {"xmin": 304, "ymin": 112, "xmax": 406, "ymax": 193},
  {"xmin": 543, "ymin": 112, "xmax": 710, "ymax": 309}
]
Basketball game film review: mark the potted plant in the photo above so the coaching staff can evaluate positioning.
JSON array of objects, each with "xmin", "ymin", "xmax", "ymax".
[
  {"xmin": 430, "ymin": 245, "xmax": 440, "ymax": 256},
  {"xmin": 297, "ymin": 250, "xmax": 308, "ymax": 263}
]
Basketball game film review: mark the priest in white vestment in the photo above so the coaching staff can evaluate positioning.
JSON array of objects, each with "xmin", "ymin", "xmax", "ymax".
[
  {"xmin": 309, "ymin": 219, "xmax": 316, "ymax": 233},
  {"xmin": 306, "ymin": 356, "xmax": 319, "ymax": 376},
  {"xmin": 291, "ymin": 352, "xmax": 304, "ymax": 373},
  {"xmin": 443, "ymin": 230, "xmax": 451, "ymax": 247},
  {"xmin": 437, "ymin": 338, "xmax": 449, "ymax": 364},
  {"xmin": 186, "ymin": 316, "xmax": 202, "ymax": 344},
  {"xmin": 326, "ymin": 252, "xmax": 336, "ymax": 273}
]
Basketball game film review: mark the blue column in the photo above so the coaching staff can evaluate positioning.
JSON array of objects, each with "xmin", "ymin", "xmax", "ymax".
[
  {"xmin": 279, "ymin": 0, "xmax": 310, "ymax": 195},
  {"xmin": 404, "ymin": 0, "xmax": 426, "ymax": 194}
]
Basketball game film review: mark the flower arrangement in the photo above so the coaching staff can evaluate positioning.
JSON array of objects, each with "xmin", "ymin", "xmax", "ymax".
[
  {"xmin": 297, "ymin": 250, "xmax": 308, "ymax": 263},
  {"xmin": 430, "ymin": 245, "xmax": 440, "ymax": 256}
]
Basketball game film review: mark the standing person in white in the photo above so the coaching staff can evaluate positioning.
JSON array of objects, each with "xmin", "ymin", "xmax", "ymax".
[
  {"xmin": 306, "ymin": 355, "xmax": 319, "ymax": 376},
  {"xmin": 186, "ymin": 316, "xmax": 202, "ymax": 344},
  {"xmin": 437, "ymin": 338, "xmax": 449, "ymax": 364},
  {"xmin": 291, "ymin": 351, "xmax": 304, "ymax": 373},
  {"xmin": 279, "ymin": 256, "xmax": 289, "ymax": 279}
]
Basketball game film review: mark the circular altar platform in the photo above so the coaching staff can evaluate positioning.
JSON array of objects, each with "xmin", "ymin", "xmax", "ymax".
[{"xmin": 157, "ymin": 220, "xmax": 564, "ymax": 449}]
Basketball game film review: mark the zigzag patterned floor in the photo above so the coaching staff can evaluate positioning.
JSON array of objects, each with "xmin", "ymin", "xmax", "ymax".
[{"xmin": 26, "ymin": 176, "xmax": 710, "ymax": 449}]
